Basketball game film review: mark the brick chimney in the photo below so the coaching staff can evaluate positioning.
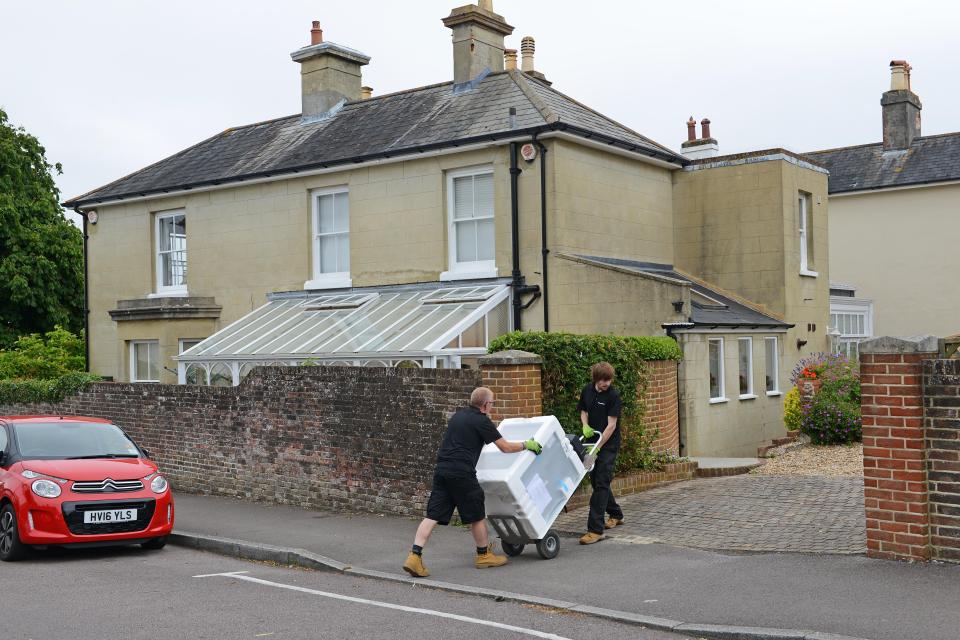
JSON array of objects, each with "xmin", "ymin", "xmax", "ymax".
[
  {"xmin": 442, "ymin": 1, "xmax": 514, "ymax": 86},
  {"xmin": 882, "ymin": 60, "xmax": 922, "ymax": 151},
  {"xmin": 680, "ymin": 117, "xmax": 719, "ymax": 160},
  {"xmin": 291, "ymin": 21, "xmax": 371, "ymax": 122}
]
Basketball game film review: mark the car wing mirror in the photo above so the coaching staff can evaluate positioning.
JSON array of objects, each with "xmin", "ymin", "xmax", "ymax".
[
  {"xmin": 0, "ymin": 451, "xmax": 6, "ymax": 466},
  {"xmin": 142, "ymin": 448, "xmax": 152, "ymax": 459}
]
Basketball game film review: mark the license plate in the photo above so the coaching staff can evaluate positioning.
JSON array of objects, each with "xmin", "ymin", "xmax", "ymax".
[{"xmin": 83, "ymin": 509, "xmax": 137, "ymax": 524}]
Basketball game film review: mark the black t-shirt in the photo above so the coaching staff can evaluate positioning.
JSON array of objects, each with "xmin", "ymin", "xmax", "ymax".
[
  {"xmin": 577, "ymin": 383, "xmax": 622, "ymax": 443},
  {"xmin": 434, "ymin": 406, "xmax": 503, "ymax": 477}
]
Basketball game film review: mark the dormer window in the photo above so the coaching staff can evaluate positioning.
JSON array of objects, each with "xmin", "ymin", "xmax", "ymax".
[{"xmin": 442, "ymin": 166, "xmax": 497, "ymax": 281}]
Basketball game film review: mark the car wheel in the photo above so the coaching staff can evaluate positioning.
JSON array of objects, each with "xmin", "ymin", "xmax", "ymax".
[
  {"xmin": 141, "ymin": 536, "xmax": 168, "ymax": 550},
  {"xmin": 0, "ymin": 504, "xmax": 28, "ymax": 562}
]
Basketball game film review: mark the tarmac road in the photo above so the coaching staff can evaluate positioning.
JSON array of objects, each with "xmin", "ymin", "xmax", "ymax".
[{"xmin": 2, "ymin": 545, "xmax": 685, "ymax": 640}]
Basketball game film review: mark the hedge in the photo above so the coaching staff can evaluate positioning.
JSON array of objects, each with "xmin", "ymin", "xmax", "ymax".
[
  {"xmin": 488, "ymin": 331, "xmax": 682, "ymax": 472},
  {"xmin": 0, "ymin": 372, "xmax": 101, "ymax": 405}
]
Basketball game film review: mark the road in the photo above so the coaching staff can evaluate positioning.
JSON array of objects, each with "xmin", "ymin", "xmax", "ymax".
[{"xmin": 3, "ymin": 545, "xmax": 685, "ymax": 640}]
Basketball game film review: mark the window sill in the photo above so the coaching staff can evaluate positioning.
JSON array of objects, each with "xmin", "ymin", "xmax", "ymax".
[
  {"xmin": 766, "ymin": 391, "xmax": 783, "ymax": 397},
  {"xmin": 304, "ymin": 275, "xmax": 352, "ymax": 291},
  {"xmin": 799, "ymin": 269, "xmax": 819, "ymax": 278},
  {"xmin": 440, "ymin": 267, "xmax": 498, "ymax": 282},
  {"xmin": 148, "ymin": 289, "xmax": 188, "ymax": 298},
  {"xmin": 739, "ymin": 394, "xmax": 758, "ymax": 401},
  {"xmin": 709, "ymin": 397, "xmax": 729, "ymax": 405}
]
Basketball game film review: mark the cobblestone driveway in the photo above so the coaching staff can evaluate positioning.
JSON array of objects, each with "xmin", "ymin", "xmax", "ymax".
[{"xmin": 553, "ymin": 475, "xmax": 866, "ymax": 554}]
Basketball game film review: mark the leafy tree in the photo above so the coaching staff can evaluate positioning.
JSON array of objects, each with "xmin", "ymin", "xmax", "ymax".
[
  {"xmin": 0, "ymin": 108, "xmax": 84, "ymax": 348},
  {"xmin": 0, "ymin": 326, "xmax": 85, "ymax": 380}
]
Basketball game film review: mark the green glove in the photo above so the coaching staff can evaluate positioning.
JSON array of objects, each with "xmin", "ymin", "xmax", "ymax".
[
  {"xmin": 582, "ymin": 425, "xmax": 596, "ymax": 439},
  {"xmin": 523, "ymin": 439, "xmax": 542, "ymax": 455}
]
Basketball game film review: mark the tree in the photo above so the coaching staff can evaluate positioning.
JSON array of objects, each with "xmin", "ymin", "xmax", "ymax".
[
  {"xmin": 0, "ymin": 108, "xmax": 84, "ymax": 347},
  {"xmin": 0, "ymin": 326, "xmax": 85, "ymax": 380}
]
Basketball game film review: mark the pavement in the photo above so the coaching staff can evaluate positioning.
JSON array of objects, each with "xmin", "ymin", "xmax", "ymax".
[
  {"xmin": 172, "ymin": 477, "xmax": 960, "ymax": 640},
  {"xmin": 554, "ymin": 475, "xmax": 866, "ymax": 554}
]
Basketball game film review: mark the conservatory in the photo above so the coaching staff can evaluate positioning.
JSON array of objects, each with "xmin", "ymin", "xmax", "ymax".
[{"xmin": 176, "ymin": 283, "xmax": 512, "ymax": 386}]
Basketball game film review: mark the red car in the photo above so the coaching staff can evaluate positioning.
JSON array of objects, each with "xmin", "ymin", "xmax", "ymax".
[{"xmin": 0, "ymin": 416, "xmax": 174, "ymax": 561}]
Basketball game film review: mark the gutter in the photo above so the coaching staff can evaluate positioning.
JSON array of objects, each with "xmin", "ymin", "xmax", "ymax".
[{"xmin": 63, "ymin": 122, "xmax": 686, "ymax": 209}]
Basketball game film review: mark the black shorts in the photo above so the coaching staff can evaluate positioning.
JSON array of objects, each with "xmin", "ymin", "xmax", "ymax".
[{"xmin": 425, "ymin": 473, "xmax": 486, "ymax": 525}]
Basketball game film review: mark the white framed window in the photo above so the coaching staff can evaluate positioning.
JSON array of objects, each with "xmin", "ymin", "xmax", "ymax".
[
  {"xmin": 155, "ymin": 210, "xmax": 187, "ymax": 295},
  {"xmin": 130, "ymin": 340, "xmax": 160, "ymax": 383},
  {"xmin": 830, "ymin": 297, "xmax": 874, "ymax": 360},
  {"xmin": 305, "ymin": 187, "xmax": 351, "ymax": 290},
  {"xmin": 738, "ymin": 337, "xmax": 755, "ymax": 399},
  {"xmin": 765, "ymin": 336, "xmax": 780, "ymax": 395},
  {"xmin": 179, "ymin": 338, "xmax": 204, "ymax": 355},
  {"xmin": 798, "ymin": 192, "xmax": 817, "ymax": 277},
  {"xmin": 441, "ymin": 166, "xmax": 497, "ymax": 281},
  {"xmin": 708, "ymin": 338, "xmax": 726, "ymax": 403}
]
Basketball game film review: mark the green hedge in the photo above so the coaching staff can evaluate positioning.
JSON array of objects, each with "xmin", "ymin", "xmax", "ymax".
[
  {"xmin": 0, "ymin": 372, "xmax": 101, "ymax": 405},
  {"xmin": 488, "ymin": 331, "xmax": 682, "ymax": 472}
]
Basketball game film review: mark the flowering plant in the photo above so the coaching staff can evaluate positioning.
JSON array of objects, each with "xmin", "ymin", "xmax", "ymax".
[{"xmin": 790, "ymin": 353, "xmax": 862, "ymax": 444}]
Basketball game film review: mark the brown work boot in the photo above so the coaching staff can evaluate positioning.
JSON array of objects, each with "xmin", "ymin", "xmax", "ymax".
[
  {"xmin": 475, "ymin": 544, "xmax": 508, "ymax": 569},
  {"xmin": 579, "ymin": 531, "xmax": 604, "ymax": 545},
  {"xmin": 402, "ymin": 552, "xmax": 430, "ymax": 577},
  {"xmin": 604, "ymin": 517, "xmax": 624, "ymax": 530}
]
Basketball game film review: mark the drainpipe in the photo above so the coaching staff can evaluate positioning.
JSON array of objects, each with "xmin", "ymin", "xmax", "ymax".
[
  {"xmin": 533, "ymin": 135, "xmax": 549, "ymax": 332},
  {"xmin": 508, "ymin": 141, "xmax": 540, "ymax": 331},
  {"xmin": 73, "ymin": 206, "xmax": 91, "ymax": 373}
]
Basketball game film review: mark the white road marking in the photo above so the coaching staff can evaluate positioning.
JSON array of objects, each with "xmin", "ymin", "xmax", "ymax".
[
  {"xmin": 197, "ymin": 572, "xmax": 574, "ymax": 640},
  {"xmin": 643, "ymin": 599, "xmax": 658, "ymax": 604},
  {"xmin": 192, "ymin": 570, "xmax": 250, "ymax": 578}
]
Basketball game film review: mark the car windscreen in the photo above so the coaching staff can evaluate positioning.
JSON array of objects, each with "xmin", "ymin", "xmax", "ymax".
[{"xmin": 12, "ymin": 422, "xmax": 141, "ymax": 460}]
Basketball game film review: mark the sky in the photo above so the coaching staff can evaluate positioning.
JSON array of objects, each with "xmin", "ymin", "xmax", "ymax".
[{"xmin": 2, "ymin": 0, "xmax": 957, "ymax": 226}]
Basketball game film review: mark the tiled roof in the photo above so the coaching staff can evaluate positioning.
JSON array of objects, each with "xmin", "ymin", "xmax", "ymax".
[
  {"xmin": 575, "ymin": 255, "xmax": 792, "ymax": 330},
  {"xmin": 65, "ymin": 71, "xmax": 682, "ymax": 207},
  {"xmin": 806, "ymin": 132, "xmax": 960, "ymax": 194}
]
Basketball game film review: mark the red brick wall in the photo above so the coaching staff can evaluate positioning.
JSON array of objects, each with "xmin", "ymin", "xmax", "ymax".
[
  {"xmin": 644, "ymin": 360, "xmax": 680, "ymax": 456},
  {"xmin": 480, "ymin": 363, "xmax": 543, "ymax": 423},
  {"xmin": 860, "ymin": 350, "xmax": 934, "ymax": 561}
]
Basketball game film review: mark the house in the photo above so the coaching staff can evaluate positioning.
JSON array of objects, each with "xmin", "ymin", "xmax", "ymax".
[
  {"xmin": 64, "ymin": 2, "xmax": 830, "ymax": 458},
  {"xmin": 808, "ymin": 61, "xmax": 960, "ymax": 351}
]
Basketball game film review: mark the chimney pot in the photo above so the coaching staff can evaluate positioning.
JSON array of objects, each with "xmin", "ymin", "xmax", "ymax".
[
  {"xmin": 310, "ymin": 21, "xmax": 323, "ymax": 45},
  {"xmin": 360, "ymin": 86, "xmax": 373, "ymax": 100},
  {"xmin": 521, "ymin": 36, "xmax": 535, "ymax": 73},
  {"xmin": 686, "ymin": 116, "xmax": 696, "ymax": 142},
  {"xmin": 479, "ymin": 0, "xmax": 494, "ymax": 11},
  {"xmin": 700, "ymin": 118, "xmax": 711, "ymax": 140},
  {"xmin": 504, "ymin": 48, "xmax": 518, "ymax": 71}
]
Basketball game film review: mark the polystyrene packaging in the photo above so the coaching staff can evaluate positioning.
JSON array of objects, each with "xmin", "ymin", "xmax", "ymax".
[{"xmin": 476, "ymin": 416, "xmax": 587, "ymax": 541}]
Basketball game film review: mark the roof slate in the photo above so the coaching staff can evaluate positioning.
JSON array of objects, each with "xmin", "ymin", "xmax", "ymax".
[
  {"xmin": 576, "ymin": 255, "xmax": 791, "ymax": 329},
  {"xmin": 65, "ymin": 71, "xmax": 682, "ymax": 207},
  {"xmin": 806, "ymin": 132, "xmax": 960, "ymax": 194}
]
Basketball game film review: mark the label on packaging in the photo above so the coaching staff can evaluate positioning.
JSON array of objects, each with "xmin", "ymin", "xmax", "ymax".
[{"xmin": 526, "ymin": 473, "xmax": 552, "ymax": 514}]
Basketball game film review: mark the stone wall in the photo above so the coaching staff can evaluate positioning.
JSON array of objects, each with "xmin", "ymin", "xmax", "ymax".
[
  {"xmin": 923, "ymin": 358, "xmax": 960, "ymax": 563},
  {"xmin": 859, "ymin": 335, "xmax": 960, "ymax": 563}
]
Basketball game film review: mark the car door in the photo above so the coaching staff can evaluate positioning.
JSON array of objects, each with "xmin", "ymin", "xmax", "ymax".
[{"xmin": 0, "ymin": 423, "xmax": 8, "ymax": 494}]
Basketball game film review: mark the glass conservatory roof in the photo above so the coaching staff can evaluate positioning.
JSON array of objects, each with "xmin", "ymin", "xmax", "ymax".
[{"xmin": 177, "ymin": 284, "xmax": 510, "ymax": 362}]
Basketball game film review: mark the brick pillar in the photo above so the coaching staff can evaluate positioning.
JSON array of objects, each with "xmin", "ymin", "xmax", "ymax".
[
  {"xmin": 924, "ymin": 358, "xmax": 960, "ymax": 563},
  {"xmin": 644, "ymin": 359, "xmax": 680, "ymax": 456},
  {"xmin": 860, "ymin": 336, "xmax": 939, "ymax": 561},
  {"xmin": 478, "ymin": 350, "xmax": 542, "ymax": 423}
]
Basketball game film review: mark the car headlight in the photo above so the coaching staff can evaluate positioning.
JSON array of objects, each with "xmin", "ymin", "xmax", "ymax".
[
  {"xmin": 150, "ymin": 474, "xmax": 168, "ymax": 494},
  {"xmin": 31, "ymin": 479, "xmax": 62, "ymax": 499}
]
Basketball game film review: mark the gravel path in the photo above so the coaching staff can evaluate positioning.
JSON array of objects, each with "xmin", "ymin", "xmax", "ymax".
[{"xmin": 752, "ymin": 442, "xmax": 864, "ymax": 477}]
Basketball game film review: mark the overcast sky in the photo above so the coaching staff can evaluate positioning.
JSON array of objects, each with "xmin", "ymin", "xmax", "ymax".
[{"xmin": 2, "ymin": 0, "xmax": 957, "ymax": 224}]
